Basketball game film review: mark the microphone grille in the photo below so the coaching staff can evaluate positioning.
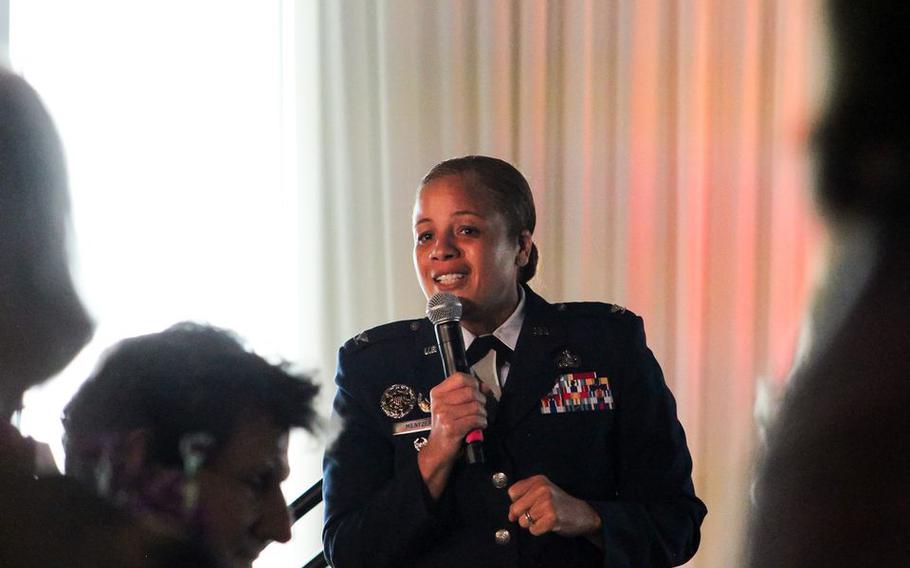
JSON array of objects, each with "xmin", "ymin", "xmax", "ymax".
[{"xmin": 426, "ymin": 292, "xmax": 462, "ymax": 324}]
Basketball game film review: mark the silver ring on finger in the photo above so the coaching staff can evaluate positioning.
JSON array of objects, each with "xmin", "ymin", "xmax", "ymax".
[{"xmin": 524, "ymin": 511, "xmax": 535, "ymax": 524}]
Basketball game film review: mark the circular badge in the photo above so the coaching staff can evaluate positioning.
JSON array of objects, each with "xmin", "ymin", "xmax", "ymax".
[{"xmin": 380, "ymin": 384, "xmax": 416, "ymax": 419}]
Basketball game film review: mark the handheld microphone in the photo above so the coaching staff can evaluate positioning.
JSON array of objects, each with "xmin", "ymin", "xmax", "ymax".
[{"xmin": 426, "ymin": 292, "xmax": 484, "ymax": 465}]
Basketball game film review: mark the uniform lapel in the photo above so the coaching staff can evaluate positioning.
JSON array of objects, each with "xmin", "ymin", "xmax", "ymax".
[
  {"xmin": 413, "ymin": 318, "xmax": 446, "ymax": 392},
  {"xmin": 497, "ymin": 287, "xmax": 566, "ymax": 430}
]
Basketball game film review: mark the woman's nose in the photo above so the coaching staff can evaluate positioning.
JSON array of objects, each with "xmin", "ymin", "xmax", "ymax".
[{"xmin": 430, "ymin": 235, "xmax": 459, "ymax": 260}]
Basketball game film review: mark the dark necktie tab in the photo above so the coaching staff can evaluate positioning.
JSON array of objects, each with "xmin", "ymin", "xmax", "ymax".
[{"xmin": 466, "ymin": 335, "xmax": 512, "ymax": 368}]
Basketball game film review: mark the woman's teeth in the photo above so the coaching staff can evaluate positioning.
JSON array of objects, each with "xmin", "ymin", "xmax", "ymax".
[{"xmin": 435, "ymin": 273, "xmax": 465, "ymax": 284}]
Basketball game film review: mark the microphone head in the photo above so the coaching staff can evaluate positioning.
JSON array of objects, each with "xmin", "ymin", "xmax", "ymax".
[{"xmin": 426, "ymin": 292, "xmax": 462, "ymax": 325}]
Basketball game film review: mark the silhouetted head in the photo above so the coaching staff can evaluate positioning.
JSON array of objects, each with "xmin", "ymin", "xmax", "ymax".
[
  {"xmin": 0, "ymin": 69, "xmax": 93, "ymax": 416},
  {"xmin": 814, "ymin": 1, "xmax": 910, "ymax": 230}
]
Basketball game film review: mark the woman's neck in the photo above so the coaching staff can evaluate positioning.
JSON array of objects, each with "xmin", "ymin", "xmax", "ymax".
[{"xmin": 462, "ymin": 289, "xmax": 522, "ymax": 336}]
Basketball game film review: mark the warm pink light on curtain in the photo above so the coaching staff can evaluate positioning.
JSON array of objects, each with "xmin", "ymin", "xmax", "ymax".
[
  {"xmin": 627, "ymin": 0, "xmax": 662, "ymax": 321},
  {"xmin": 766, "ymin": 2, "xmax": 823, "ymax": 383}
]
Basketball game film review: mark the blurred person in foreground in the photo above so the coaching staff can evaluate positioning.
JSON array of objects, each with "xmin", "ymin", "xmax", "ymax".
[
  {"xmin": 746, "ymin": 1, "xmax": 910, "ymax": 566},
  {"xmin": 323, "ymin": 155, "xmax": 705, "ymax": 567},
  {"xmin": 0, "ymin": 68, "xmax": 93, "ymax": 472},
  {"xmin": 0, "ymin": 67, "xmax": 156, "ymax": 567},
  {"xmin": 63, "ymin": 322, "xmax": 320, "ymax": 568}
]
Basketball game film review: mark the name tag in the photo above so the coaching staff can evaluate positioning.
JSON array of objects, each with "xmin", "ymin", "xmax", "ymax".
[{"xmin": 392, "ymin": 417, "xmax": 432, "ymax": 435}]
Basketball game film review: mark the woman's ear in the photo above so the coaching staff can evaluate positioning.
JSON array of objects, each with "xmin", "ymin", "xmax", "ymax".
[{"xmin": 516, "ymin": 230, "xmax": 533, "ymax": 267}]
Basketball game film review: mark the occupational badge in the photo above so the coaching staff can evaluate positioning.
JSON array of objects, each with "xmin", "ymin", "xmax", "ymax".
[
  {"xmin": 556, "ymin": 349, "xmax": 580, "ymax": 369},
  {"xmin": 417, "ymin": 392, "xmax": 431, "ymax": 413},
  {"xmin": 413, "ymin": 437, "xmax": 429, "ymax": 452},
  {"xmin": 380, "ymin": 384, "xmax": 416, "ymax": 419}
]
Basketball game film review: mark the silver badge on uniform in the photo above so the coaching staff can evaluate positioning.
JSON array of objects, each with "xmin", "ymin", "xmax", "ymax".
[
  {"xmin": 413, "ymin": 437, "xmax": 429, "ymax": 452},
  {"xmin": 380, "ymin": 384, "xmax": 416, "ymax": 419},
  {"xmin": 556, "ymin": 349, "xmax": 580, "ymax": 369}
]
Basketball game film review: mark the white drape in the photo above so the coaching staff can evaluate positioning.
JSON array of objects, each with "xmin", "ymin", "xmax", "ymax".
[{"xmin": 310, "ymin": 1, "xmax": 823, "ymax": 566}]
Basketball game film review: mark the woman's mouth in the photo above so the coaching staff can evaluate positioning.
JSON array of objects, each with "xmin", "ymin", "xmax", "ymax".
[{"xmin": 433, "ymin": 273, "xmax": 466, "ymax": 285}]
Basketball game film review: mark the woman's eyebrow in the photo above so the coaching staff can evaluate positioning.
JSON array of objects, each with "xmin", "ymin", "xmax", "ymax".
[
  {"xmin": 452, "ymin": 210, "xmax": 485, "ymax": 218},
  {"xmin": 414, "ymin": 210, "xmax": 485, "ymax": 227}
]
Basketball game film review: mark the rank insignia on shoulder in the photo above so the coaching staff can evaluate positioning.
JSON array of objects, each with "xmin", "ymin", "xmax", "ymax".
[
  {"xmin": 423, "ymin": 345, "xmax": 438, "ymax": 356},
  {"xmin": 556, "ymin": 349, "xmax": 580, "ymax": 369},
  {"xmin": 353, "ymin": 331, "xmax": 370, "ymax": 345},
  {"xmin": 609, "ymin": 304, "xmax": 626, "ymax": 314},
  {"xmin": 539, "ymin": 372, "xmax": 614, "ymax": 414},
  {"xmin": 410, "ymin": 321, "xmax": 420, "ymax": 331},
  {"xmin": 380, "ymin": 384, "xmax": 416, "ymax": 419}
]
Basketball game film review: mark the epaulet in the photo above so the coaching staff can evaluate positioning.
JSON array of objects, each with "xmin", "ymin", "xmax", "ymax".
[
  {"xmin": 343, "ymin": 319, "xmax": 423, "ymax": 352},
  {"xmin": 553, "ymin": 301, "xmax": 635, "ymax": 318}
]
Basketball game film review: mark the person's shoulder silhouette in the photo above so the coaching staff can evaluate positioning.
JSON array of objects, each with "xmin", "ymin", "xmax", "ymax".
[{"xmin": 747, "ymin": 2, "xmax": 910, "ymax": 566}]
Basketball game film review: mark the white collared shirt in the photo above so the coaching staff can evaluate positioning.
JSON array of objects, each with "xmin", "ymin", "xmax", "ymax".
[{"xmin": 461, "ymin": 287, "xmax": 526, "ymax": 386}]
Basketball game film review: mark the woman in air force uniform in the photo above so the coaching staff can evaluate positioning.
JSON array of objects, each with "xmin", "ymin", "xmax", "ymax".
[{"xmin": 322, "ymin": 155, "xmax": 706, "ymax": 568}]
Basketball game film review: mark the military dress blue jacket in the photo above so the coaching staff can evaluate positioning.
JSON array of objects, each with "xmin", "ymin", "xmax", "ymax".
[{"xmin": 322, "ymin": 287, "xmax": 706, "ymax": 568}]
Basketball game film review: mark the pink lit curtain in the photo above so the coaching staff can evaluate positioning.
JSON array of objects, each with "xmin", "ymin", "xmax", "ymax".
[{"xmin": 314, "ymin": 1, "xmax": 822, "ymax": 565}]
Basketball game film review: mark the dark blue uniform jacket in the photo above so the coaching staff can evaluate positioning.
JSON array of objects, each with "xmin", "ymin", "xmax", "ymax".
[{"xmin": 323, "ymin": 287, "xmax": 706, "ymax": 567}]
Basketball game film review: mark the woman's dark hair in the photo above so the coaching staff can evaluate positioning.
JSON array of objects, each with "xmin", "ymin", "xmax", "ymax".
[{"xmin": 421, "ymin": 155, "xmax": 539, "ymax": 283}]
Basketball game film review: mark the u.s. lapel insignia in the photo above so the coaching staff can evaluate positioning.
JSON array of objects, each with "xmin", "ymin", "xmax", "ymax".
[
  {"xmin": 417, "ymin": 392, "xmax": 431, "ymax": 413},
  {"xmin": 531, "ymin": 326, "xmax": 550, "ymax": 336},
  {"xmin": 423, "ymin": 345, "xmax": 438, "ymax": 356},
  {"xmin": 413, "ymin": 436, "xmax": 429, "ymax": 452},
  {"xmin": 556, "ymin": 349, "xmax": 580, "ymax": 369},
  {"xmin": 380, "ymin": 384, "xmax": 416, "ymax": 419}
]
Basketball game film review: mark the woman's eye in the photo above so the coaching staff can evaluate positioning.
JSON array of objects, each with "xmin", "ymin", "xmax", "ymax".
[
  {"xmin": 458, "ymin": 226, "xmax": 478, "ymax": 236},
  {"xmin": 417, "ymin": 231, "xmax": 433, "ymax": 244}
]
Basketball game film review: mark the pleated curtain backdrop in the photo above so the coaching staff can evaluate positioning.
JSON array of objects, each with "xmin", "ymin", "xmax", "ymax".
[{"xmin": 311, "ymin": 1, "xmax": 823, "ymax": 566}]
